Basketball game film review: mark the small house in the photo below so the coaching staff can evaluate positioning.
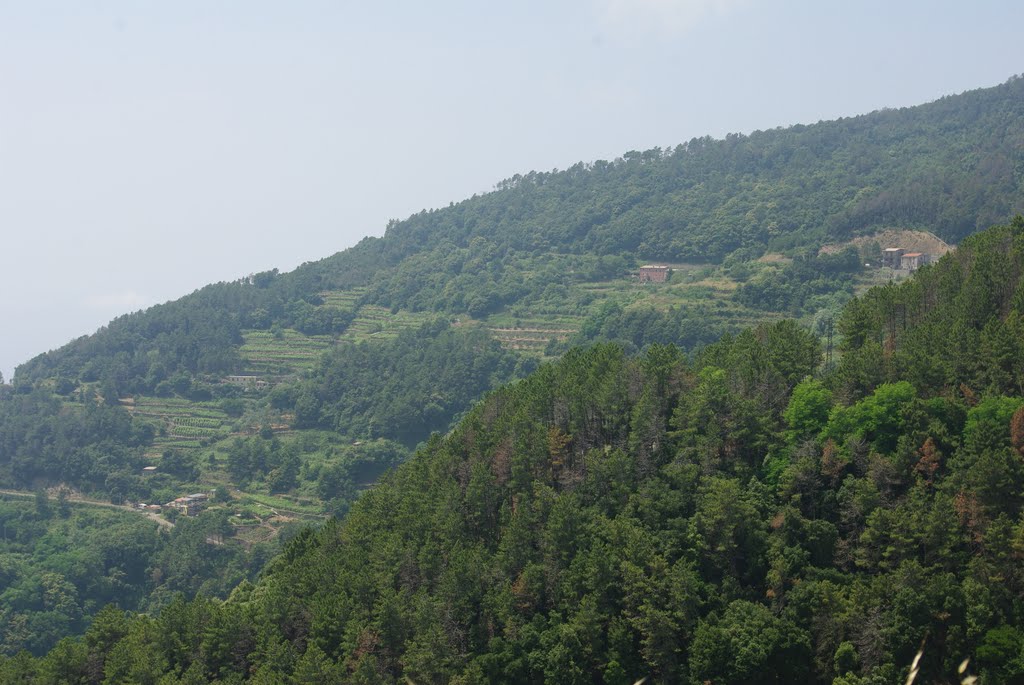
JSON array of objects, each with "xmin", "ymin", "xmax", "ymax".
[
  {"xmin": 882, "ymin": 248, "xmax": 905, "ymax": 268},
  {"xmin": 638, "ymin": 265, "xmax": 670, "ymax": 283},
  {"xmin": 900, "ymin": 252, "xmax": 928, "ymax": 271},
  {"xmin": 225, "ymin": 375, "xmax": 270, "ymax": 391},
  {"xmin": 166, "ymin": 492, "xmax": 210, "ymax": 517}
]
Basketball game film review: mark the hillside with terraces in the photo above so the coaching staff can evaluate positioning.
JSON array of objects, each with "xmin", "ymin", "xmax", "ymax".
[
  {"xmin": 8, "ymin": 76, "xmax": 1024, "ymax": 553},
  {"xmin": 32, "ymin": 237, "xmax": 930, "ymax": 512}
]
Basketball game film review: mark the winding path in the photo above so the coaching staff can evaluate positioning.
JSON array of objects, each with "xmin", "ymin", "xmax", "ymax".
[{"xmin": 0, "ymin": 488, "xmax": 174, "ymax": 529}]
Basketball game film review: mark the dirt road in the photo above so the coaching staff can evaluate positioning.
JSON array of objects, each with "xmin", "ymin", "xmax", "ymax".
[{"xmin": 0, "ymin": 488, "xmax": 174, "ymax": 529}]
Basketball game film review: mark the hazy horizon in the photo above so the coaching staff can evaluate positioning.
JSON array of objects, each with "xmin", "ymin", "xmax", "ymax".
[{"xmin": 2, "ymin": 0, "xmax": 1022, "ymax": 380}]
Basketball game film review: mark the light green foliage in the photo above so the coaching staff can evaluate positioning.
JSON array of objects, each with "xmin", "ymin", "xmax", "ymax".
[
  {"xmin": 822, "ymin": 381, "xmax": 916, "ymax": 453},
  {"xmin": 962, "ymin": 396, "xmax": 1024, "ymax": 454},
  {"xmin": 784, "ymin": 378, "xmax": 833, "ymax": 443}
]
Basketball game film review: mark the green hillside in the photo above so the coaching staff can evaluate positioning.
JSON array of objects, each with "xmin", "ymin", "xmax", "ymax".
[
  {"xmin": 0, "ymin": 492, "xmax": 274, "ymax": 659},
  {"xmin": 16, "ymin": 76, "xmax": 1024, "ymax": 391},
  {"xmin": 9, "ymin": 218, "xmax": 1024, "ymax": 683},
  {"xmin": 2, "ymin": 77, "xmax": 1024, "ymax": 667}
]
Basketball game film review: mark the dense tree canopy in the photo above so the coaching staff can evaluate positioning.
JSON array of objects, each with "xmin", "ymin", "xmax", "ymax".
[
  {"xmin": 8, "ymin": 220, "xmax": 1024, "ymax": 683},
  {"xmin": 0, "ymin": 499, "xmax": 273, "ymax": 659},
  {"xmin": 282, "ymin": 320, "xmax": 534, "ymax": 445},
  {"xmin": 4, "ymin": 79, "xmax": 1024, "ymax": 682}
]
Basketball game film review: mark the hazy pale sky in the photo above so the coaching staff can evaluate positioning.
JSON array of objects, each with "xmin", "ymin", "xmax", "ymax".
[{"xmin": 1, "ymin": 0, "xmax": 1021, "ymax": 379}]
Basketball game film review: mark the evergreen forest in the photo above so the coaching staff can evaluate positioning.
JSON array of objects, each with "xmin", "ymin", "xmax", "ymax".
[{"xmin": 2, "ymin": 77, "xmax": 1024, "ymax": 683}]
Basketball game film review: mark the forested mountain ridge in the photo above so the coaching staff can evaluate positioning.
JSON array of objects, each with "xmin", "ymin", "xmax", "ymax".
[
  {"xmin": 3, "ymin": 76, "xmax": 1024, "ymax": 666},
  {"xmin": 15, "ymin": 75, "xmax": 1024, "ymax": 388},
  {"xmin": 374, "ymin": 74, "xmax": 1024, "ymax": 263},
  {"xmin": 7, "ymin": 218, "xmax": 1024, "ymax": 683}
]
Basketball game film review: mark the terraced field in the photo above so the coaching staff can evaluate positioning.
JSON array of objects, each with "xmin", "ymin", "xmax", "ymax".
[
  {"xmin": 336, "ymin": 305, "xmax": 436, "ymax": 343},
  {"xmin": 126, "ymin": 397, "xmax": 234, "ymax": 457},
  {"xmin": 319, "ymin": 287, "xmax": 366, "ymax": 309},
  {"xmin": 239, "ymin": 329, "xmax": 335, "ymax": 375},
  {"xmin": 575, "ymin": 281, "xmax": 628, "ymax": 296},
  {"xmin": 315, "ymin": 269, "xmax": 777, "ymax": 356},
  {"xmin": 482, "ymin": 314, "xmax": 584, "ymax": 354},
  {"xmin": 481, "ymin": 271, "xmax": 749, "ymax": 354}
]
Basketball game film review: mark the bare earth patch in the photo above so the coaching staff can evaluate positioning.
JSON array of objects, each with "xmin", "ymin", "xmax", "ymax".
[{"xmin": 819, "ymin": 229, "xmax": 955, "ymax": 256}]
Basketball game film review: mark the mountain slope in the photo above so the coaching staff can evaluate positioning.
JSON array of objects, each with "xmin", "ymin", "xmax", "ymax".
[
  {"xmin": 834, "ymin": 214, "xmax": 1024, "ymax": 400},
  {"xmin": 4, "ymin": 77, "xmax": 1024, "ymax": 669},
  {"xmin": 1, "ymin": 71, "xmax": 1022, "ymax": 577},
  {"xmin": 16, "ymin": 76, "xmax": 1024, "ymax": 387},
  {"xmin": 11, "ymin": 219, "xmax": 1024, "ymax": 683}
]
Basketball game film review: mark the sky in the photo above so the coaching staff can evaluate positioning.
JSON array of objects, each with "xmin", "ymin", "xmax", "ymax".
[{"xmin": 0, "ymin": 0, "xmax": 1022, "ymax": 380}]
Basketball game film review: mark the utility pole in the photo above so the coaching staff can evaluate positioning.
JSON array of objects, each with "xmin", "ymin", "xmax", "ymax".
[{"xmin": 825, "ymin": 316, "xmax": 834, "ymax": 372}]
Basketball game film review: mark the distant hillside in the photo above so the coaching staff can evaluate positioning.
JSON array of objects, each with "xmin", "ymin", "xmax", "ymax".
[
  {"xmin": 3, "ymin": 76, "xmax": 1022, "ymax": 519},
  {"xmin": 18, "ymin": 76, "xmax": 1024, "ymax": 384},
  {"xmin": 0, "ymin": 77, "xmax": 1020, "ymax": 511},
  {"xmin": 375, "ymin": 75, "xmax": 1024, "ymax": 260}
]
